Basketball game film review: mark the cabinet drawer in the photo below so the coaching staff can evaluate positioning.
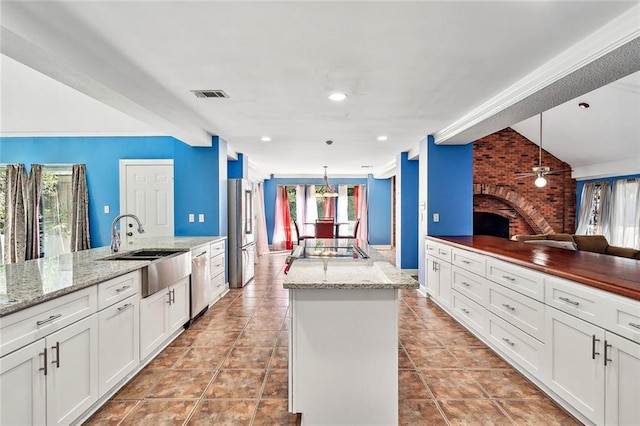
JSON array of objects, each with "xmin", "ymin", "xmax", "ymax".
[
  {"xmin": 0, "ymin": 286, "xmax": 97, "ymax": 357},
  {"xmin": 451, "ymin": 291, "xmax": 487, "ymax": 336},
  {"xmin": 603, "ymin": 293, "xmax": 640, "ymax": 344},
  {"xmin": 97, "ymin": 271, "xmax": 140, "ymax": 310},
  {"xmin": 487, "ymin": 312, "xmax": 544, "ymax": 377},
  {"xmin": 210, "ymin": 240, "xmax": 225, "ymax": 257},
  {"xmin": 451, "ymin": 266, "xmax": 489, "ymax": 306},
  {"xmin": 486, "ymin": 258, "xmax": 544, "ymax": 302},
  {"xmin": 210, "ymin": 253, "xmax": 226, "ymax": 279},
  {"xmin": 452, "ymin": 248, "xmax": 486, "ymax": 277},
  {"xmin": 487, "ymin": 281, "xmax": 545, "ymax": 341},
  {"xmin": 425, "ymin": 239, "xmax": 451, "ymax": 263},
  {"xmin": 545, "ymin": 275, "xmax": 608, "ymax": 329}
]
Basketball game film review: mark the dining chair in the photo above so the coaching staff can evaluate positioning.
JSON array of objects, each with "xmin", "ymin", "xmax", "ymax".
[
  {"xmin": 336, "ymin": 218, "xmax": 360, "ymax": 239},
  {"xmin": 315, "ymin": 220, "xmax": 335, "ymax": 238},
  {"xmin": 293, "ymin": 220, "xmax": 313, "ymax": 244}
]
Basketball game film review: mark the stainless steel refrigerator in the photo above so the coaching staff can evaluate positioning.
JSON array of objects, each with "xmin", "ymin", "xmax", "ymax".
[{"xmin": 228, "ymin": 179, "xmax": 256, "ymax": 288}]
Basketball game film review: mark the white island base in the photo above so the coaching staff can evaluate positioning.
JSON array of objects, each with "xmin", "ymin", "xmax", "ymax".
[{"xmin": 288, "ymin": 288, "xmax": 399, "ymax": 425}]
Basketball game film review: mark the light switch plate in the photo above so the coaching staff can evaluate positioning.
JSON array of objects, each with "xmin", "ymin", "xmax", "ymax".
[
  {"xmin": 104, "ymin": 205, "xmax": 110, "ymax": 214},
  {"xmin": 433, "ymin": 213, "xmax": 440, "ymax": 222},
  {"xmin": 188, "ymin": 213, "xmax": 195, "ymax": 223},
  {"xmin": 198, "ymin": 214, "xmax": 205, "ymax": 223}
]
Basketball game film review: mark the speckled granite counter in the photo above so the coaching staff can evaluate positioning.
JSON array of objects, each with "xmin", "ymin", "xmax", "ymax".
[
  {"xmin": 283, "ymin": 260, "xmax": 418, "ymax": 289},
  {"xmin": 0, "ymin": 237, "xmax": 225, "ymax": 317}
]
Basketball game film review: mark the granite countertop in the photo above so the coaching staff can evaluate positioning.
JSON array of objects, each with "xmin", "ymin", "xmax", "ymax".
[
  {"xmin": 284, "ymin": 259, "xmax": 419, "ymax": 290},
  {"xmin": 0, "ymin": 236, "xmax": 225, "ymax": 317}
]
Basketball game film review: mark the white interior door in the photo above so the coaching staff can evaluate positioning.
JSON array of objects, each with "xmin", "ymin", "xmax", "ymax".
[{"xmin": 119, "ymin": 160, "xmax": 174, "ymax": 246}]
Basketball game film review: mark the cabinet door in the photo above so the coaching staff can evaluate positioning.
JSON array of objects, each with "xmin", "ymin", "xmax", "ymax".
[
  {"xmin": 604, "ymin": 332, "xmax": 640, "ymax": 426},
  {"xmin": 435, "ymin": 261, "xmax": 452, "ymax": 311},
  {"xmin": 140, "ymin": 290, "xmax": 170, "ymax": 360},
  {"xmin": 544, "ymin": 307, "xmax": 605, "ymax": 426},
  {"xmin": 98, "ymin": 295, "xmax": 140, "ymax": 396},
  {"xmin": 168, "ymin": 277, "xmax": 190, "ymax": 333},
  {"xmin": 426, "ymin": 257, "xmax": 438, "ymax": 298},
  {"xmin": 46, "ymin": 314, "xmax": 99, "ymax": 426},
  {"xmin": 0, "ymin": 340, "xmax": 46, "ymax": 425}
]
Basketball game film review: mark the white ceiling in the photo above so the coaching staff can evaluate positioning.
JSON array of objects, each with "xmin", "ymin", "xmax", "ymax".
[{"xmin": 1, "ymin": 1, "xmax": 639, "ymax": 179}]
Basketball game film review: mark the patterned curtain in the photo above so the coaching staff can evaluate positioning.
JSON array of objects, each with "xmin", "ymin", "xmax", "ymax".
[
  {"xmin": 272, "ymin": 185, "xmax": 292, "ymax": 250},
  {"xmin": 70, "ymin": 164, "xmax": 91, "ymax": 252},
  {"xmin": 355, "ymin": 184, "xmax": 368, "ymax": 242},
  {"xmin": 26, "ymin": 164, "xmax": 43, "ymax": 260},
  {"xmin": 254, "ymin": 182, "xmax": 270, "ymax": 256},
  {"xmin": 3, "ymin": 164, "xmax": 28, "ymax": 264}
]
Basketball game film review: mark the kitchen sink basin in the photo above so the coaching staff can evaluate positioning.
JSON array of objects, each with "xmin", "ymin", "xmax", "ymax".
[
  {"xmin": 100, "ymin": 249, "xmax": 191, "ymax": 297},
  {"xmin": 101, "ymin": 249, "xmax": 185, "ymax": 261}
]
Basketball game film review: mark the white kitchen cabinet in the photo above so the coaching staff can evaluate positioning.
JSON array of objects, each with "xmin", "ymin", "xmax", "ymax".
[
  {"xmin": 0, "ymin": 339, "xmax": 46, "ymax": 426},
  {"xmin": 209, "ymin": 240, "xmax": 227, "ymax": 304},
  {"xmin": 545, "ymin": 307, "xmax": 605, "ymax": 425},
  {"xmin": 168, "ymin": 277, "xmax": 189, "ymax": 332},
  {"xmin": 46, "ymin": 313, "xmax": 99, "ymax": 426},
  {"xmin": 604, "ymin": 332, "xmax": 640, "ymax": 426},
  {"xmin": 98, "ymin": 294, "xmax": 140, "ymax": 397},
  {"xmin": 426, "ymin": 255, "xmax": 452, "ymax": 311},
  {"xmin": 140, "ymin": 277, "xmax": 189, "ymax": 360}
]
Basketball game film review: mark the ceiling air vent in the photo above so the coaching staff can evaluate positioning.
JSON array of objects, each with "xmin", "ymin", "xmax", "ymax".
[{"xmin": 191, "ymin": 90, "xmax": 229, "ymax": 98}]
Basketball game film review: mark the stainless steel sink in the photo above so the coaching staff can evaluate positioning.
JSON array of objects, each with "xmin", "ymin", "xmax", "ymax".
[{"xmin": 100, "ymin": 249, "xmax": 191, "ymax": 297}]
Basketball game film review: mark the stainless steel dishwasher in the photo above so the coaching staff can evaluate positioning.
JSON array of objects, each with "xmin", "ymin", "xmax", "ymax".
[{"xmin": 190, "ymin": 250, "xmax": 210, "ymax": 323}]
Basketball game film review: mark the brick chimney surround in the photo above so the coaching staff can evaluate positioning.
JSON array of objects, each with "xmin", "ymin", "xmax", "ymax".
[{"xmin": 473, "ymin": 128, "xmax": 576, "ymax": 238}]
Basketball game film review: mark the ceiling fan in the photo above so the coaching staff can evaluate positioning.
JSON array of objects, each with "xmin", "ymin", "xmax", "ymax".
[{"xmin": 516, "ymin": 112, "xmax": 570, "ymax": 187}]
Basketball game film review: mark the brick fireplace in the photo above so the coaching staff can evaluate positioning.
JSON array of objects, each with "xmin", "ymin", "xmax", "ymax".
[{"xmin": 473, "ymin": 128, "xmax": 576, "ymax": 238}]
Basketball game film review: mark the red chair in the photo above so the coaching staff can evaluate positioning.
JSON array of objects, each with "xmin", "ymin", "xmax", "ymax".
[
  {"xmin": 315, "ymin": 220, "xmax": 335, "ymax": 238},
  {"xmin": 293, "ymin": 220, "xmax": 313, "ymax": 244}
]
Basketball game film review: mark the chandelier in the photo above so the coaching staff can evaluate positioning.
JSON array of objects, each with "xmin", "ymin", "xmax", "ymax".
[{"xmin": 315, "ymin": 166, "xmax": 339, "ymax": 198}]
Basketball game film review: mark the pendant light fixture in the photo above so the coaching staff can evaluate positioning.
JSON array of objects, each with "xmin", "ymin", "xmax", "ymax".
[{"xmin": 315, "ymin": 166, "xmax": 339, "ymax": 198}]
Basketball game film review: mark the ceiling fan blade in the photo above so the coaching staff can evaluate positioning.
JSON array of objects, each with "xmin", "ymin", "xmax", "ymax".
[
  {"xmin": 544, "ymin": 169, "xmax": 572, "ymax": 175},
  {"xmin": 515, "ymin": 173, "xmax": 537, "ymax": 179}
]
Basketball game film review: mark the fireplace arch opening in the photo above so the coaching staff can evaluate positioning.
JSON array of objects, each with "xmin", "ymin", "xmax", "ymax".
[{"xmin": 473, "ymin": 212, "xmax": 510, "ymax": 239}]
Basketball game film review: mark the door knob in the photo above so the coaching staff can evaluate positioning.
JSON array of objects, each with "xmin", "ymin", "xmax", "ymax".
[{"xmin": 127, "ymin": 232, "xmax": 133, "ymax": 236}]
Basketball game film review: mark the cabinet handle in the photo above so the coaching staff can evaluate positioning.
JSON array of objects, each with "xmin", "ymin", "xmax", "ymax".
[
  {"xmin": 629, "ymin": 322, "xmax": 640, "ymax": 330},
  {"xmin": 117, "ymin": 303, "xmax": 133, "ymax": 312},
  {"xmin": 167, "ymin": 291, "xmax": 172, "ymax": 305},
  {"xmin": 438, "ymin": 249, "xmax": 447, "ymax": 255},
  {"xmin": 115, "ymin": 285, "xmax": 131, "ymax": 293},
  {"xmin": 51, "ymin": 342, "xmax": 60, "ymax": 368},
  {"xmin": 36, "ymin": 314, "xmax": 62, "ymax": 326},
  {"xmin": 502, "ymin": 337, "xmax": 515, "ymax": 347},
  {"xmin": 592, "ymin": 335, "xmax": 600, "ymax": 359},
  {"xmin": 604, "ymin": 340, "xmax": 612, "ymax": 366},
  {"xmin": 502, "ymin": 303, "xmax": 515, "ymax": 311},
  {"xmin": 502, "ymin": 275, "xmax": 515, "ymax": 282},
  {"xmin": 461, "ymin": 260, "xmax": 471, "ymax": 264},
  {"xmin": 461, "ymin": 308, "xmax": 470, "ymax": 314},
  {"xmin": 40, "ymin": 349, "xmax": 48, "ymax": 376},
  {"xmin": 461, "ymin": 281, "xmax": 470, "ymax": 287},
  {"xmin": 559, "ymin": 296, "xmax": 580, "ymax": 306},
  {"xmin": 427, "ymin": 246, "xmax": 434, "ymax": 251},
  {"xmin": 171, "ymin": 289, "xmax": 176, "ymax": 304}
]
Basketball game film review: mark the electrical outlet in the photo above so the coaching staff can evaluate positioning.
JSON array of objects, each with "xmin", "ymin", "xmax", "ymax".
[
  {"xmin": 188, "ymin": 214, "xmax": 195, "ymax": 223},
  {"xmin": 103, "ymin": 205, "xmax": 110, "ymax": 214},
  {"xmin": 198, "ymin": 214, "xmax": 205, "ymax": 223},
  {"xmin": 433, "ymin": 213, "xmax": 440, "ymax": 222}
]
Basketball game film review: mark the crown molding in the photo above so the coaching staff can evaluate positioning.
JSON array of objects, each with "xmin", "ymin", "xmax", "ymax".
[
  {"xmin": 572, "ymin": 157, "xmax": 640, "ymax": 181},
  {"xmin": 434, "ymin": 4, "xmax": 640, "ymax": 145}
]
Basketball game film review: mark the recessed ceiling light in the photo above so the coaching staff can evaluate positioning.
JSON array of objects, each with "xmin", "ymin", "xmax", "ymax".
[
  {"xmin": 361, "ymin": 165, "xmax": 372, "ymax": 168},
  {"xmin": 578, "ymin": 102, "xmax": 590, "ymax": 109},
  {"xmin": 377, "ymin": 135, "xmax": 388, "ymax": 141},
  {"xmin": 328, "ymin": 92, "xmax": 347, "ymax": 101},
  {"xmin": 260, "ymin": 136, "xmax": 271, "ymax": 142}
]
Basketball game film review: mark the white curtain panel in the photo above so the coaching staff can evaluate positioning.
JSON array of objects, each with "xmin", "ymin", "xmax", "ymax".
[
  {"xmin": 254, "ymin": 182, "xmax": 270, "ymax": 256},
  {"xmin": 609, "ymin": 178, "xmax": 640, "ymax": 249},
  {"xmin": 575, "ymin": 183, "xmax": 596, "ymax": 235},
  {"xmin": 336, "ymin": 185, "xmax": 349, "ymax": 236},
  {"xmin": 272, "ymin": 185, "xmax": 289, "ymax": 251},
  {"xmin": 304, "ymin": 185, "xmax": 318, "ymax": 236},
  {"xmin": 598, "ymin": 181, "xmax": 612, "ymax": 241},
  {"xmin": 295, "ymin": 185, "xmax": 306, "ymax": 240}
]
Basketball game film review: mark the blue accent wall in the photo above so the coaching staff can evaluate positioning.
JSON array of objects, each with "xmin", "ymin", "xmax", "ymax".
[
  {"xmin": 0, "ymin": 136, "xmax": 225, "ymax": 247},
  {"xmin": 227, "ymin": 153, "xmax": 245, "ymax": 179},
  {"xmin": 262, "ymin": 176, "xmax": 370, "ymax": 244},
  {"xmin": 367, "ymin": 175, "xmax": 392, "ymax": 245},
  {"xmin": 398, "ymin": 153, "xmax": 419, "ymax": 268},
  {"xmin": 427, "ymin": 138, "xmax": 473, "ymax": 236}
]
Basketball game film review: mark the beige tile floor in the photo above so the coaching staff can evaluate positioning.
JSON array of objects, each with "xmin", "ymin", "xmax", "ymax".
[{"xmin": 84, "ymin": 250, "xmax": 582, "ymax": 425}]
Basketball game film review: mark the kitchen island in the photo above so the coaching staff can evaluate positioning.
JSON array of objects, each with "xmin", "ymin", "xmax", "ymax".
[{"xmin": 284, "ymin": 239, "xmax": 418, "ymax": 425}]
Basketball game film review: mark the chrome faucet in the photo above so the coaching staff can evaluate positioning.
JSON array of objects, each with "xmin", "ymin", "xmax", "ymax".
[{"xmin": 110, "ymin": 213, "xmax": 145, "ymax": 253}]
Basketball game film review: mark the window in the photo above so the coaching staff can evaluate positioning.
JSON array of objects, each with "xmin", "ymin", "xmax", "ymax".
[
  {"xmin": 41, "ymin": 166, "xmax": 73, "ymax": 258},
  {"xmin": 609, "ymin": 178, "xmax": 640, "ymax": 249},
  {"xmin": 0, "ymin": 165, "xmax": 6, "ymax": 265}
]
